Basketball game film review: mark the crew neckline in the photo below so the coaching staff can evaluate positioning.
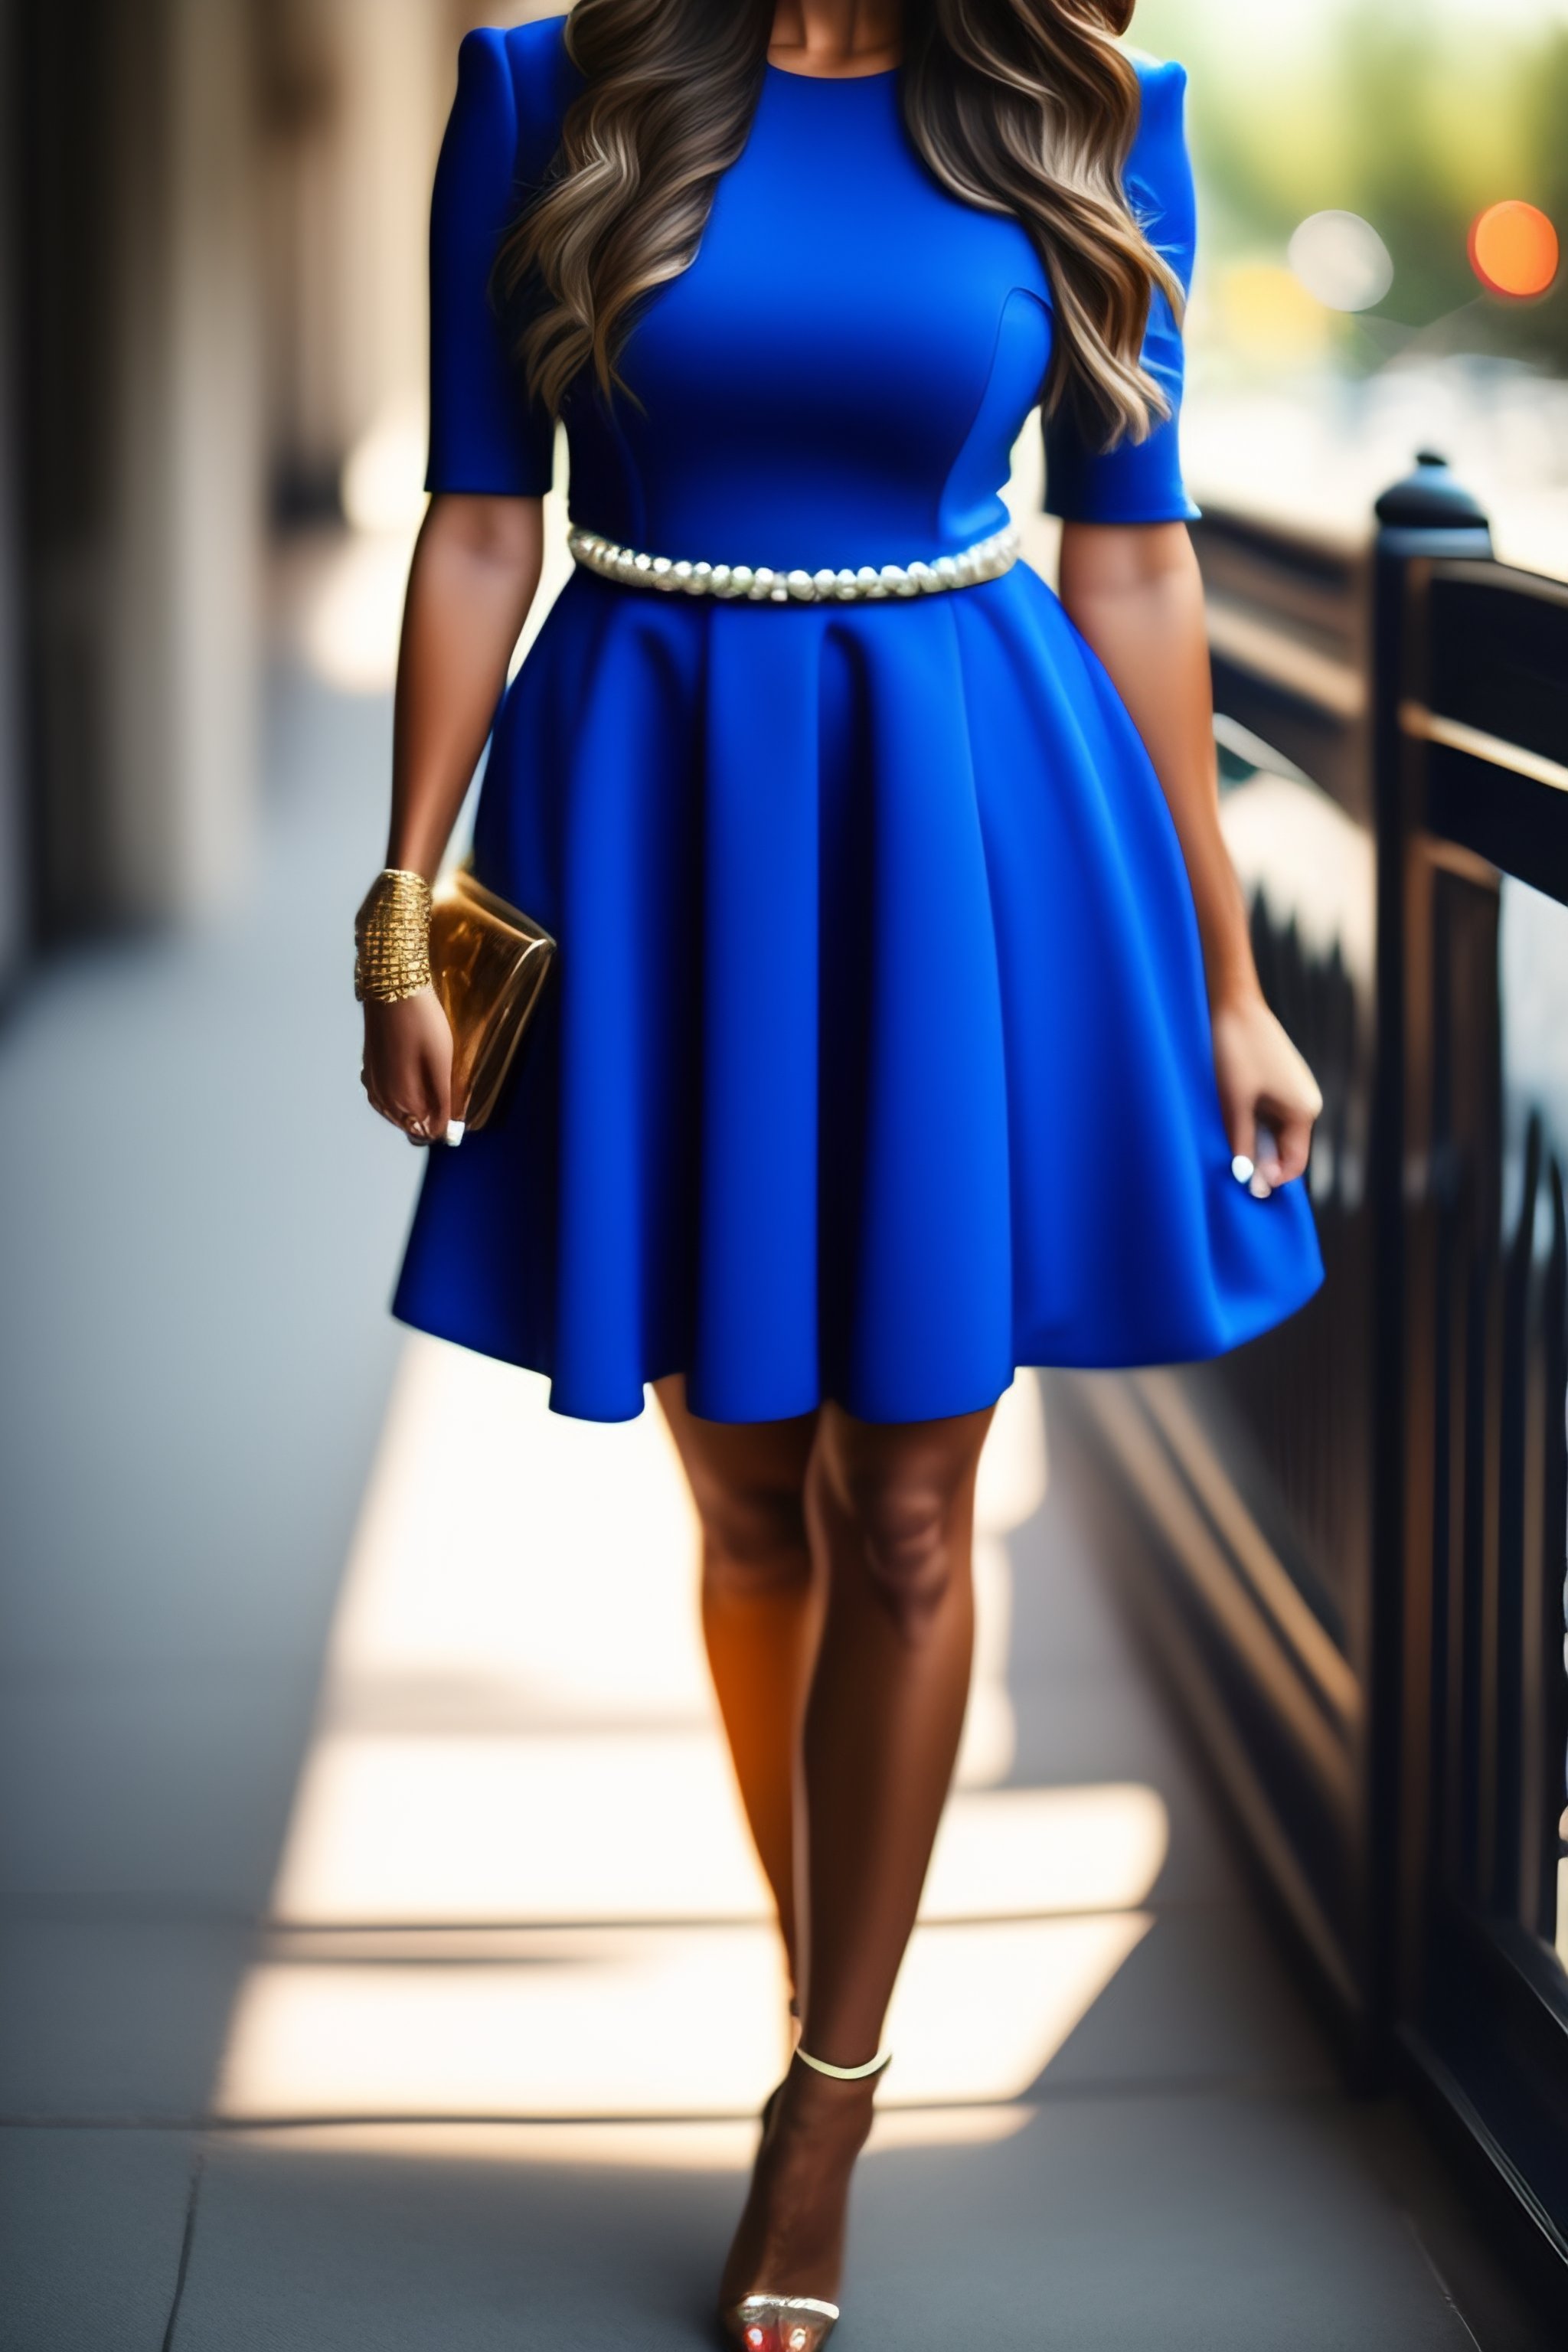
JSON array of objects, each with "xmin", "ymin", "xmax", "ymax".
[{"xmin": 764, "ymin": 58, "xmax": 900, "ymax": 83}]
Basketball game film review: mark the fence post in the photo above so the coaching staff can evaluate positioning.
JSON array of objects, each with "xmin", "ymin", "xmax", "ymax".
[{"xmin": 1364, "ymin": 452, "xmax": 1492, "ymax": 2063}]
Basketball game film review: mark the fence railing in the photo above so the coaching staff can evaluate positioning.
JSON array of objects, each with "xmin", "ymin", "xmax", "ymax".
[{"xmin": 1054, "ymin": 452, "xmax": 1568, "ymax": 2305}]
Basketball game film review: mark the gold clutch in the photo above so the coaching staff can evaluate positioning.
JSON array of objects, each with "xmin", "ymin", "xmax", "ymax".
[{"xmin": 429, "ymin": 867, "xmax": 556, "ymax": 1137}]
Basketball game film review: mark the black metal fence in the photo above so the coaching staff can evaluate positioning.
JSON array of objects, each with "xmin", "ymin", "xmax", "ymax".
[{"xmin": 1054, "ymin": 453, "xmax": 1568, "ymax": 2301}]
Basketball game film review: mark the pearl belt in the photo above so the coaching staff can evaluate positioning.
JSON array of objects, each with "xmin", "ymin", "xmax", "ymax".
[{"xmin": 567, "ymin": 520, "xmax": 1021, "ymax": 603}]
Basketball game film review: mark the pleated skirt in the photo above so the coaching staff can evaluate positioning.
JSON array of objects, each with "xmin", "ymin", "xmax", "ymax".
[{"xmin": 393, "ymin": 560, "xmax": 1323, "ymax": 1423}]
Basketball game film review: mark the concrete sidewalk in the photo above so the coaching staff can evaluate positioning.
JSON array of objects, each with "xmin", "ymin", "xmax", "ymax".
[{"xmin": 0, "ymin": 650, "xmax": 1546, "ymax": 2350}]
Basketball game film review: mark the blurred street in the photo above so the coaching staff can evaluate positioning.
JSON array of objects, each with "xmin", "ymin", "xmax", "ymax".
[{"xmin": 0, "ymin": 617, "xmax": 1531, "ymax": 2352}]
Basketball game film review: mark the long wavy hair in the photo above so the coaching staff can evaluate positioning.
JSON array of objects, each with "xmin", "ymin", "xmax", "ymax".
[{"xmin": 495, "ymin": 0, "xmax": 1182, "ymax": 447}]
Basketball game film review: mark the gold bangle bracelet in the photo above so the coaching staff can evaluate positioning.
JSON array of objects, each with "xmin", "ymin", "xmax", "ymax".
[{"xmin": 354, "ymin": 868, "xmax": 433, "ymax": 1004}]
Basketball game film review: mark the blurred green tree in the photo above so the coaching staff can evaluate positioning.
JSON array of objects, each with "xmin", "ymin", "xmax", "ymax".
[{"xmin": 1130, "ymin": 0, "xmax": 1567, "ymax": 375}]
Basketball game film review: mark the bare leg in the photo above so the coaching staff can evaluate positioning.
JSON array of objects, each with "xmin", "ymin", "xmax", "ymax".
[
  {"xmin": 718, "ymin": 1396, "xmax": 995, "ymax": 2316},
  {"xmin": 655, "ymin": 1377, "xmax": 822, "ymax": 2007}
]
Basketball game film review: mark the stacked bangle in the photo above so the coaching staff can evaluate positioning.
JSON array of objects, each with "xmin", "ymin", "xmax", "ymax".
[{"xmin": 354, "ymin": 868, "xmax": 433, "ymax": 1003}]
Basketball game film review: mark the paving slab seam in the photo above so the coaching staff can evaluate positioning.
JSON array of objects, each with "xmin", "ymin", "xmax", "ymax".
[
  {"xmin": 0, "ymin": 1892, "xmax": 1239, "ymax": 1932},
  {"xmin": 0, "ymin": 2081, "xmax": 1356, "ymax": 2133},
  {"xmin": 1396, "ymin": 2211, "xmax": 1488, "ymax": 2352},
  {"xmin": 249, "ymin": 1893, "xmax": 1228, "ymax": 1936},
  {"xmin": 155, "ymin": 2150, "xmax": 205, "ymax": 2352},
  {"xmin": 0, "ymin": 1897, "xmax": 274, "ymax": 1926}
]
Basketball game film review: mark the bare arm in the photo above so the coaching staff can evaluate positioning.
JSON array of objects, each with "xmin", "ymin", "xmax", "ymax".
[
  {"xmin": 1057, "ymin": 519, "xmax": 1321, "ymax": 1187},
  {"xmin": 387, "ymin": 492, "xmax": 544, "ymax": 868},
  {"xmin": 361, "ymin": 493, "xmax": 544, "ymax": 1142}
]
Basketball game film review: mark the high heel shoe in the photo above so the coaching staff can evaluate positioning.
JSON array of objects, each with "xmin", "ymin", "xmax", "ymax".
[
  {"xmin": 724, "ymin": 2293, "xmax": 841, "ymax": 2351},
  {"xmin": 717, "ymin": 2043, "xmax": 892, "ymax": 2352}
]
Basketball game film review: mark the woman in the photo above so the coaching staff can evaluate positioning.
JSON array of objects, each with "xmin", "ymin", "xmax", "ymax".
[{"xmin": 358, "ymin": 1, "xmax": 1325, "ymax": 2341}]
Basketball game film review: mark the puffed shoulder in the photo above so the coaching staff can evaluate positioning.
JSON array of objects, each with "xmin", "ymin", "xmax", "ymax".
[
  {"xmin": 1123, "ymin": 55, "xmax": 1196, "ymax": 287},
  {"xmin": 426, "ymin": 20, "xmax": 576, "ymax": 498},
  {"xmin": 1128, "ymin": 51, "xmax": 1188, "ymax": 113},
  {"xmin": 450, "ymin": 17, "xmax": 580, "ymax": 193},
  {"xmin": 445, "ymin": 29, "xmax": 519, "ymax": 178},
  {"xmin": 1040, "ymin": 51, "xmax": 1199, "ymax": 525}
]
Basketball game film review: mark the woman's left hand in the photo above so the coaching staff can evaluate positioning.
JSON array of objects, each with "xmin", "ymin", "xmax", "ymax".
[{"xmin": 1209, "ymin": 991, "xmax": 1324, "ymax": 1190}]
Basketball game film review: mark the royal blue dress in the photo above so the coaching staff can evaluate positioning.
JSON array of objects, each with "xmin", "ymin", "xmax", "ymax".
[{"xmin": 392, "ymin": 17, "xmax": 1325, "ymax": 1425}]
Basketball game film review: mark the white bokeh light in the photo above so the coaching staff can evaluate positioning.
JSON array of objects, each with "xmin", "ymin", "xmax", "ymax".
[
  {"xmin": 1288, "ymin": 211, "xmax": 1394, "ymax": 312},
  {"xmin": 341, "ymin": 402, "xmax": 429, "ymax": 536}
]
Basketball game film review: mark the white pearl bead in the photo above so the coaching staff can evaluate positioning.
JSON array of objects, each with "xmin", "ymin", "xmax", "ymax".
[{"xmin": 571, "ymin": 525, "xmax": 1016, "ymax": 603}]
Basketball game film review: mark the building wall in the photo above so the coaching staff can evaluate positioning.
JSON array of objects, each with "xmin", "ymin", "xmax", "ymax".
[
  {"xmin": 257, "ymin": 0, "xmax": 562, "ymax": 521},
  {"xmin": 0, "ymin": 0, "xmax": 22, "ymax": 988},
  {"xmin": 13, "ymin": 0, "xmax": 261, "ymax": 939},
  {"xmin": 2, "ymin": 0, "xmax": 567, "ymax": 976},
  {"xmin": 106, "ymin": 0, "xmax": 263, "ymax": 920},
  {"xmin": 259, "ymin": 0, "xmax": 452, "ymax": 515}
]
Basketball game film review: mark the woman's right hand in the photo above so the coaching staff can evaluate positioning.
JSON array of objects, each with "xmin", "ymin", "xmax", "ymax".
[{"xmin": 361, "ymin": 988, "xmax": 455, "ymax": 1145}]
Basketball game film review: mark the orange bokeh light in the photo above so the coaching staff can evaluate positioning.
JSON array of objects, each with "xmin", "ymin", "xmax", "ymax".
[{"xmin": 1468, "ymin": 201, "xmax": 1559, "ymax": 301}]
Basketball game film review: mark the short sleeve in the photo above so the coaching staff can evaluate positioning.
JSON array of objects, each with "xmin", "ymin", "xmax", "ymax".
[
  {"xmin": 1042, "ymin": 57, "xmax": 1200, "ymax": 526},
  {"xmin": 426, "ymin": 29, "xmax": 556, "ymax": 498}
]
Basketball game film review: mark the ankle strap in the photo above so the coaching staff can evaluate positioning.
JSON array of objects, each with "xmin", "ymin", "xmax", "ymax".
[{"xmin": 794, "ymin": 2042, "xmax": 892, "ymax": 2082}]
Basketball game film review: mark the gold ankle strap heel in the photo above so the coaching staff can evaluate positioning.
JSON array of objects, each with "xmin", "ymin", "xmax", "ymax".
[
  {"xmin": 725, "ymin": 2293, "xmax": 841, "ymax": 2351},
  {"xmin": 720, "ymin": 2047, "xmax": 890, "ymax": 2348}
]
